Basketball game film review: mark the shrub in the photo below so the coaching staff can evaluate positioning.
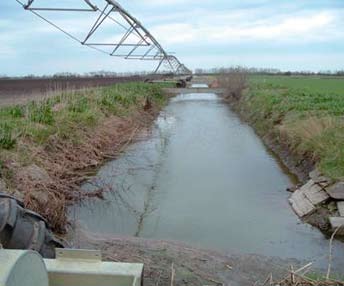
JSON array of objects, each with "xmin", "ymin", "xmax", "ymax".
[
  {"xmin": 68, "ymin": 96, "xmax": 89, "ymax": 113},
  {"xmin": 217, "ymin": 69, "xmax": 248, "ymax": 100},
  {"xmin": 28, "ymin": 101, "xmax": 54, "ymax": 125},
  {"xmin": 0, "ymin": 105, "xmax": 24, "ymax": 119},
  {"xmin": 0, "ymin": 123, "xmax": 16, "ymax": 149}
]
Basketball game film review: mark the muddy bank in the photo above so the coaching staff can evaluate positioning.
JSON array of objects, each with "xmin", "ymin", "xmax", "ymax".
[{"xmin": 69, "ymin": 227, "xmax": 299, "ymax": 286}]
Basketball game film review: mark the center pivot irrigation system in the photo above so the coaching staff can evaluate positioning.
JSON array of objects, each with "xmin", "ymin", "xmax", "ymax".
[{"xmin": 16, "ymin": 0, "xmax": 191, "ymax": 75}]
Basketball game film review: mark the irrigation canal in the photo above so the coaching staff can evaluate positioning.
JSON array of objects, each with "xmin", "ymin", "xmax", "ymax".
[{"xmin": 71, "ymin": 84, "xmax": 344, "ymax": 270}]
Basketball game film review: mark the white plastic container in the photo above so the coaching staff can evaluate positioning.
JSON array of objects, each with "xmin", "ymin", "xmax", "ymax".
[{"xmin": 0, "ymin": 250, "xmax": 49, "ymax": 286}]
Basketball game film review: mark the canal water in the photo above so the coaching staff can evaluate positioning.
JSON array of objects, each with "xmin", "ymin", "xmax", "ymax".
[{"xmin": 71, "ymin": 85, "xmax": 344, "ymax": 270}]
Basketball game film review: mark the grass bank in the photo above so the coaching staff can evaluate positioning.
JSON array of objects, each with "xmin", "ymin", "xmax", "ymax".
[
  {"xmin": 223, "ymin": 75, "xmax": 344, "ymax": 181},
  {"xmin": 0, "ymin": 82, "xmax": 168, "ymax": 232}
]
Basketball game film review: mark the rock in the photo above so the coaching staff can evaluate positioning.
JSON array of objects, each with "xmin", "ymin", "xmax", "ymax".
[
  {"xmin": 327, "ymin": 201, "xmax": 337, "ymax": 213},
  {"xmin": 309, "ymin": 169, "xmax": 332, "ymax": 187},
  {"xmin": 329, "ymin": 217, "xmax": 344, "ymax": 235},
  {"xmin": 309, "ymin": 169, "xmax": 321, "ymax": 180},
  {"xmin": 89, "ymin": 159, "xmax": 99, "ymax": 167},
  {"xmin": 337, "ymin": 201, "xmax": 344, "ymax": 217},
  {"xmin": 286, "ymin": 185, "xmax": 299, "ymax": 193},
  {"xmin": 326, "ymin": 182, "xmax": 344, "ymax": 200},
  {"xmin": 17, "ymin": 164, "xmax": 52, "ymax": 183},
  {"xmin": 29, "ymin": 190, "xmax": 50, "ymax": 206}
]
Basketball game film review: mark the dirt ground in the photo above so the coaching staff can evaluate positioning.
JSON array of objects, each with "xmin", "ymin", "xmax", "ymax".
[{"xmin": 66, "ymin": 226, "xmax": 300, "ymax": 286}]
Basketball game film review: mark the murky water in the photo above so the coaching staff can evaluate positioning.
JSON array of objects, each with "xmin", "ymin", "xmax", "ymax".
[{"xmin": 71, "ymin": 85, "xmax": 344, "ymax": 270}]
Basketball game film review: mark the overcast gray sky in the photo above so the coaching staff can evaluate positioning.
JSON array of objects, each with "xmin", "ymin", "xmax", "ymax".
[{"xmin": 1, "ymin": 0, "xmax": 343, "ymax": 75}]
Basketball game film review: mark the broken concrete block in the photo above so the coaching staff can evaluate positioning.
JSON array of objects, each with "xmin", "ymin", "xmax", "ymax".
[
  {"xmin": 337, "ymin": 201, "xmax": 344, "ymax": 217},
  {"xmin": 302, "ymin": 181, "xmax": 329, "ymax": 205},
  {"xmin": 326, "ymin": 182, "xmax": 344, "ymax": 200},
  {"xmin": 289, "ymin": 179, "xmax": 329, "ymax": 218},
  {"xmin": 309, "ymin": 169, "xmax": 332, "ymax": 187},
  {"xmin": 298, "ymin": 179, "xmax": 329, "ymax": 204},
  {"xmin": 329, "ymin": 217, "xmax": 344, "ymax": 235},
  {"xmin": 289, "ymin": 189, "xmax": 315, "ymax": 217}
]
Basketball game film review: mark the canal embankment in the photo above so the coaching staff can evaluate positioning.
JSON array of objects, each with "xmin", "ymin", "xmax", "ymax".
[
  {"xmin": 0, "ymin": 82, "xmax": 168, "ymax": 233},
  {"xmin": 216, "ymin": 73, "xmax": 344, "ymax": 235}
]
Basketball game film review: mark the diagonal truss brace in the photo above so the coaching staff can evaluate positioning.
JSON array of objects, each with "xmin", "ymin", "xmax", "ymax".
[{"xmin": 16, "ymin": 0, "xmax": 191, "ymax": 74}]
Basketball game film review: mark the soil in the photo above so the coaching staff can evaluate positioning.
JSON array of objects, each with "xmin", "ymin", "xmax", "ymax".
[
  {"xmin": 68, "ymin": 226, "xmax": 300, "ymax": 286},
  {"xmin": 261, "ymin": 134, "xmax": 313, "ymax": 183}
]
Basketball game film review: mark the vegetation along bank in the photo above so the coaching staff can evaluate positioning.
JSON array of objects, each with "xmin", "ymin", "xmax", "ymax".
[
  {"xmin": 0, "ymin": 82, "xmax": 168, "ymax": 233},
  {"xmin": 218, "ymin": 73, "xmax": 344, "ymax": 234}
]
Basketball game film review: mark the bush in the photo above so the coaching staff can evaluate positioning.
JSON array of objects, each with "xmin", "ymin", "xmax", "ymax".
[
  {"xmin": 0, "ymin": 123, "xmax": 16, "ymax": 149},
  {"xmin": 28, "ymin": 101, "xmax": 54, "ymax": 125},
  {"xmin": 68, "ymin": 96, "xmax": 89, "ymax": 113},
  {"xmin": 217, "ymin": 69, "xmax": 248, "ymax": 100}
]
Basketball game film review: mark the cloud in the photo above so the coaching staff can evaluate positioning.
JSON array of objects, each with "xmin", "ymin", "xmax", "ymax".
[
  {"xmin": 0, "ymin": 0, "xmax": 343, "ymax": 74},
  {"xmin": 151, "ymin": 10, "xmax": 340, "ymax": 45}
]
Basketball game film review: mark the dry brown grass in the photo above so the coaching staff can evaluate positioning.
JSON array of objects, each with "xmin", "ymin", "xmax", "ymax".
[
  {"xmin": 0, "ymin": 83, "xmax": 166, "ymax": 233},
  {"xmin": 282, "ymin": 116, "xmax": 337, "ymax": 141},
  {"xmin": 10, "ymin": 109, "xmax": 158, "ymax": 233},
  {"xmin": 216, "ymin": 69, "xmax": 248, "ymax": 100}
]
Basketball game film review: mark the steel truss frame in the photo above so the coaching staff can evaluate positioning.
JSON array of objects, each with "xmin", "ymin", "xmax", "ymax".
[{"xmin": 16, "ymin": 0, "xmax": 191, "ymax": 74}]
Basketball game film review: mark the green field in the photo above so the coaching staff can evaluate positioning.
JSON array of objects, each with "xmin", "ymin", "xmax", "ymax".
[
  {"xmin": 250, "ymin": 75, "xmax": 344, "ymax": 94},
  {"xmin": 244, "ymin": 75, "xmax": 344, "ymax": 180}
]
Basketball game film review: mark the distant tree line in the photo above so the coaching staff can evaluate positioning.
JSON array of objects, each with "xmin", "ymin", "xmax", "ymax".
[
  {"xmin": 194, "ymin": 67, "xmax": 344, "ymax": 76},
  {"xmin": 1, "ymin": 67, "xmax": 343, "ymax": 80},
  {"xmin": 0, "ymin": 70, "xmax": 160, "ymax": 80}
]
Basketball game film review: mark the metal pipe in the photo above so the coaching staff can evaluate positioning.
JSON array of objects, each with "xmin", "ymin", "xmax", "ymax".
[{"xmin": 17, "ymin": 0, "xmax": 191, "ymax": 75}]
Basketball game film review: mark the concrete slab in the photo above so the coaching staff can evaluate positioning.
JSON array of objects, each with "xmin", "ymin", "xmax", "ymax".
[
  {"xmin": 302, "ymin": 181, "xmax": 329, "ymax": 205},
  {"xmin": 289, "ymin": 190, "xmax": 315, "ymax": 217},
  {"xmin": 289, "ymin": 180, "xmax": 329, "ymax": 218}
]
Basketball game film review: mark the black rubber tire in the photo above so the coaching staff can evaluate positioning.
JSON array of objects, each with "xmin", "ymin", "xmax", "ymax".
[{"xmin": 0, "ymin": 194, "xmax": 64, "ymax": 258}]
